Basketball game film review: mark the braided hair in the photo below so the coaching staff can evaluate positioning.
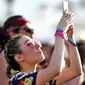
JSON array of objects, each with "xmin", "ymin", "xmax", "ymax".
[{"xmin": 4, "ymin": 36, "xmax": 22, "ymax": 78}]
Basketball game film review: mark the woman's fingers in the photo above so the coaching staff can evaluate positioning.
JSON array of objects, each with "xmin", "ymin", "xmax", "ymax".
[
  {"xmin": 64, "ymin": 11, "xmax": 74, "ymax": 20},
  {"xmin": 64, "ymin": 11, "xmax": 75, "ymax": 28},
  {"xmin": 63, "ymin": 10, "xmax": 68, "ymax": 15},
  {"xmin": 66, "ymin": 25, "xmax": 74, "ymax": 37}
]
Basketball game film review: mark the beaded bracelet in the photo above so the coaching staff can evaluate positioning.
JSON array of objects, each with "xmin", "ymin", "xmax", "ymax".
[{"xmin": 55, "ymin": 29, "xmax": 77, "ymax": 47}]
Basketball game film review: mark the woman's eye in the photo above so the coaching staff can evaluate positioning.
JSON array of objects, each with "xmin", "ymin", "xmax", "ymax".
[{"xmin": 27, "ymin": 43, "xmax": 31, "ymax": 46}]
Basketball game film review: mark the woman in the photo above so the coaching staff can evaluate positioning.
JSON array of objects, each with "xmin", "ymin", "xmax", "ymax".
[
  {"xmin": 0, "ymin": 15, "xmax": 35, "ymax": 85},
  {"xmin": 4, "ymin": 10, "xmax": 82, "ymax": 85}
]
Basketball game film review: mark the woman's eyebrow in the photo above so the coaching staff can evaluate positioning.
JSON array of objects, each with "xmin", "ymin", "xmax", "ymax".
[{"xmin": 24, "ymin": 40, "xmax": 29, "ymax": 44}]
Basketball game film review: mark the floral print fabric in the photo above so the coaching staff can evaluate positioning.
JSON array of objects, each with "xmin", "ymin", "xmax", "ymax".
[{"xmin": 9, "ymin": 72, "xmax": 38, "ymax": 85}]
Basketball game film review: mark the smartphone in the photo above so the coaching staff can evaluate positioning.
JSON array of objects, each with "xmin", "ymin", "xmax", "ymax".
[{"xmin": 62, "ymin": 0, "xmax": 68, "ymax": 13}]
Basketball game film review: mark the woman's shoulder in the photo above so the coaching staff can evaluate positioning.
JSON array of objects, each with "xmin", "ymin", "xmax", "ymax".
[{"xmin": 9, "ymin": 71, "xmax": 38, "ymax": 85}]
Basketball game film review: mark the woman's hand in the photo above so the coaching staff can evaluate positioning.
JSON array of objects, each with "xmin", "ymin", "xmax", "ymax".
[
  {"xmin": 66, "ymin": 25, "xmax": 74, "ymax": 39},
  {"xmin": 57, "ymin": 10, "xmax": 74, "ymax": 31},
  {"xmin": 66, "ymin": 25, "xmax": 76, "ymax": 47}
]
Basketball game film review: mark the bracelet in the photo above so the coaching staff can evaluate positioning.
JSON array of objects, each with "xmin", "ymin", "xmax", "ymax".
[
  {"xmin": 68, "ymin": 38, "xmax": 77, "ymax": 47},
  {"xmin": 55, "ymin": 29, "xmax": 77, "ymax": 47},
  {"xmin": 55, "ymin": 29, "xmax": 68, "ymax": 41}
]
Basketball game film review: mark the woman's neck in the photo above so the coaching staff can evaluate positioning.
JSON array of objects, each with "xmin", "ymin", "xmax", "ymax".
[{"xmin": 20, "ymin": 63, "xmax": 37, "ymax": 73}]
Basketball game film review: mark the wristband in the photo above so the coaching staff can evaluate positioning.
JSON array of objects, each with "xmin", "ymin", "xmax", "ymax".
[
  {"xmin": 68, "ymin": 38, "xmax": 77, "ymax": 47},
  {"xmin": 55, "ymin": 29, "xmax": 77, "ymax": 47}
]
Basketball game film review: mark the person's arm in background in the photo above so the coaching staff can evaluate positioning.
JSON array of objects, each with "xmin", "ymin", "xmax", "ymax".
[
  {"xmin": 0, "ymin": 27, "xmax": 9, "ymax": 85},
  {"xmin": 55, "ymin": 25, "xmax": 82, "ymax": 85},
  {"xmin": 36, "ymin": 10, "xmax": 72, "ymax": 85},
  {"xmin": 0, "ymin": 54, "xmax": 9, "ymax": 85}
]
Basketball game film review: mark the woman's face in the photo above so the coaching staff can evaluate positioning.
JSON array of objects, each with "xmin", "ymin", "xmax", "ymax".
[{"xmin": 18, "ymin": 36, "xmax": 45, "ymax": 64}]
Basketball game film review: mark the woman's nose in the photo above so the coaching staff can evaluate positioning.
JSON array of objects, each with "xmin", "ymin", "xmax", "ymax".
[{"xmin": 34, "ymin": 41, "xmax": 42, "ymax": 49}]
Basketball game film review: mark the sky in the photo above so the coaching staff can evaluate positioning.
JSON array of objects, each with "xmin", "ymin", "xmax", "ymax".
[
  {"xmin": 0, "ymin": 0, "xmax": 84, "ymax": 43},
  {"xmin": 0, "ymin": 0, "xmax": 62, "ymax": 44}
]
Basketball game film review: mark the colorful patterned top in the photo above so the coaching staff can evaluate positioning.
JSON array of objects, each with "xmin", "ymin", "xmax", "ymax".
[
  {"xmin": 9, "ymin": 71, "xmax": 38, "ymax": 85},
  {"xmin": 9, "ymin": 71, "xmax": 56, "ymax": 85},
  {"xmin": 44, "ymin": 79, "xmax": 56, "ymax": 85}
]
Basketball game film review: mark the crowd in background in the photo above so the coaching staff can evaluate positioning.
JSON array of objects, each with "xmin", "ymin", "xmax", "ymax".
[
  {"xmin": 0, "ymin": 0, "xmax": 85, "ymax": 84},
  {"xmin": 0, "ymin": 23, "xmax": 85, "ymax": 85}
]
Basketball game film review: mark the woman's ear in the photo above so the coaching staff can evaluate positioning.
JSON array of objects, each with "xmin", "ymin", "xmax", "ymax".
[{"xmin": 14, "ymin": 54, "xmax": 24, "ymax": 62}]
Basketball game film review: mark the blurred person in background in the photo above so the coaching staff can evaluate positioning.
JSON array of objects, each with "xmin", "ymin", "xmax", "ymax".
[
  {"xmin": 3, "ymin": 15, "xmax": 35, "ymax": 41},
  {"xmin": 0, "ymin": 27, "xmax": 5, "ymax": 54},
  {"xmin": 76, "ymin": 39, "xmax": 85, "ymax": 85},
  {"xmin": 0, "ymin": 27, "xmax": 9, "ymax": 85}
]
